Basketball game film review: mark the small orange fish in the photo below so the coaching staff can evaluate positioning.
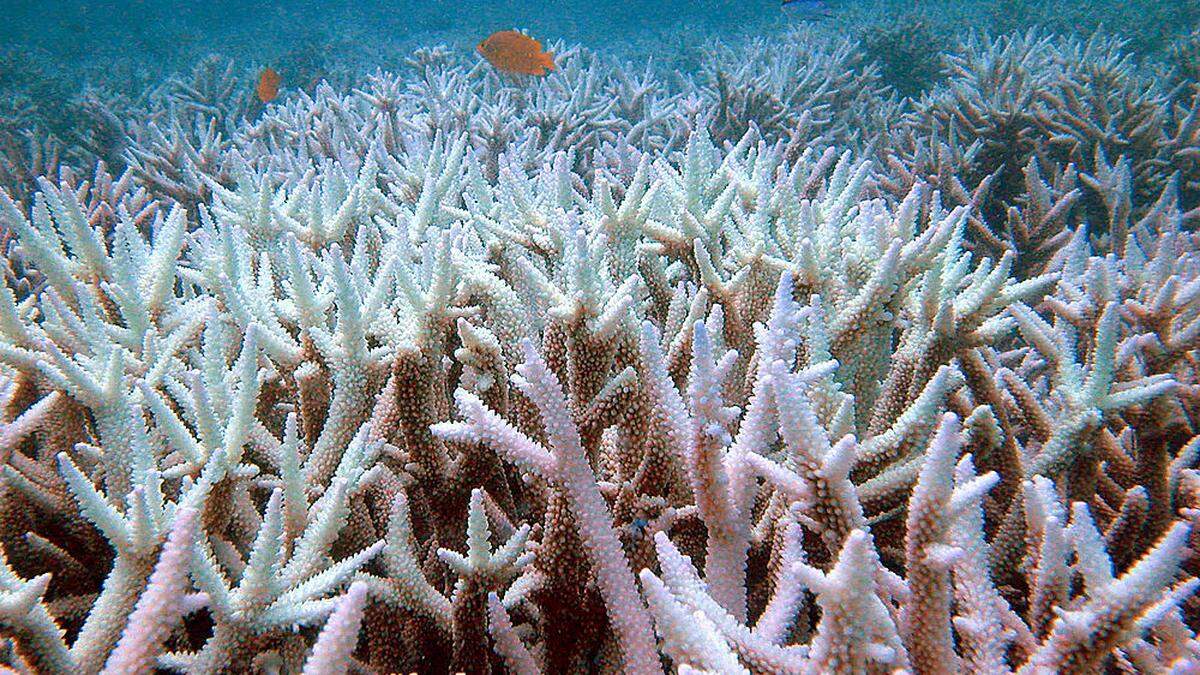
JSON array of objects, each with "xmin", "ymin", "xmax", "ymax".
[
  {"xmin": 256, "ymin": 67, "xmax": 281, "ymax": 103},
  {"xmin": 477, "ymin": 31, "xmax": 555, "ymax": 76}
]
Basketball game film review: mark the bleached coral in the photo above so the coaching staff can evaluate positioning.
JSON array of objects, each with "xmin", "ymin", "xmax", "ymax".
[{"xmin": 0, "ymin": 30, "xmax": 1197, "ymax": 675}]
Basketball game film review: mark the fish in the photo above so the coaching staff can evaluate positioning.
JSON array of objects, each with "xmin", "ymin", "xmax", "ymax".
[
  {"xmin": 256, "ymin": 67, "xmax": 281, "ymax": 103},
  {"xmin": 477, "ymin": 30, "xmax": 555, "ymax": 76},
  {"xmin": 782, "ymin": 0, "xmax": 834, "ymax": 17}
]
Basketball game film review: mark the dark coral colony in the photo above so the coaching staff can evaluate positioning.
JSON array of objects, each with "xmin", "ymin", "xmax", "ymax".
[{"xmin": 2, "ymin": 6, "xmax": 1200, "ymax": 673}]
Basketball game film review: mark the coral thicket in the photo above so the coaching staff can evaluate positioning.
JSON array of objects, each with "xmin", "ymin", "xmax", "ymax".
[{"xmin": 0, "ymin": 17, "xmax": 1198, "ymax": 674}]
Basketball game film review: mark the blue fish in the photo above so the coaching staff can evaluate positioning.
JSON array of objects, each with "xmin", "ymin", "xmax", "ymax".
[{"xmin": 782, "ymin": 0, "xmax": 834, "ymax": 17}]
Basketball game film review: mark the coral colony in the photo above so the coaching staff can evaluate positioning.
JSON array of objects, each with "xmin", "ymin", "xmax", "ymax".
[{"xmin": 2, "ymin": 21, "xmax": 1200, "ymax": 674}]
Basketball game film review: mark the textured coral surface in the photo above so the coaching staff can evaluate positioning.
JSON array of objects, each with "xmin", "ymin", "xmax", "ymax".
[{"xmin": 0, "ymin": 19, "xmax": 1199, "ymax": 674}]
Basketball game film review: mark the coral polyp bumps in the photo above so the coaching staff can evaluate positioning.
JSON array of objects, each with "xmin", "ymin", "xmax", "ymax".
[{"xmin": 1, "ymin": 27, "xmax": 1200, "ymax": 675}]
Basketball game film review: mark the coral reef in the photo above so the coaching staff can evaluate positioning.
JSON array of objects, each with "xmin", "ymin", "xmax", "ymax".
[
  {"xmin": 857, "ymin": 15, "xmax": 947, "ymax": 99},
  {"xmin": 880, "ymin": 29, "xmax": 1200, "ymax": 284},
  {"xmin": 0, "ymin": 18, "xmax": 1199, "ymax": 674}
]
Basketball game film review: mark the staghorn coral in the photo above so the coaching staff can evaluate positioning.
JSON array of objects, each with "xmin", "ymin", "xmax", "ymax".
[
  {"xmin": 880, "ymin": 29, "xmax": 1200, "ymax": 285},
  {"xmin": 0, "ymin": 105, "xmax": 1197, "ymax": 672},
  {"xmin": 0, "ymin": 25, "xmax": 1198, "ymax": 675},
  {"xmin": 857, "ymin": 15, "xmax": 948, "ymax": 100},
  {"xmin": 699, "ymin": 26, "xmax": 896, "ymax": 152}
]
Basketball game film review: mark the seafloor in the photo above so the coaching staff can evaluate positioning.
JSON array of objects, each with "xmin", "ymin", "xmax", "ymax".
[{"xmin": 1, "ymin": 1, "xmax": 1200, "ymax": 672}]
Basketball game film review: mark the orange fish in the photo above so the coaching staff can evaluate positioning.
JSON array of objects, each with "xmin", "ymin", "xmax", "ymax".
[
  {"xmin": 256, "ymin": 67, "xmax": 281, "ymax": 103},
  {"xmin": 477, "ymin": 31, "xmax": 555, "ymax": 76}
]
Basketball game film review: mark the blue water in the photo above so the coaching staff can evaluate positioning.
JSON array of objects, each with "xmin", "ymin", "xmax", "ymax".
[
  {"xmin": 3, "ymin": 0, "xmax": 1196, "ymax": 83},
  {"xmin": 1, "ymin": 0, "xmax": 1198, "ymax": 193}
]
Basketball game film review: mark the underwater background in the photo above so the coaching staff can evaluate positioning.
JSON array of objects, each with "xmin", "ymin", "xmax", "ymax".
[
  {"xmin": 5, "ymin": 1, "xmax": 1200, "ymax": 81},
  {"xmin": 4, "ymin": 0, "xmax": 1200, "ymax": 194},
  {"xmin": 5, "ymin": 0, "xmax": 1200, "ymax": 120},
  {"xmin": 2, "ymin": 0, "xmax": 1199, "ymax": 207}
]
